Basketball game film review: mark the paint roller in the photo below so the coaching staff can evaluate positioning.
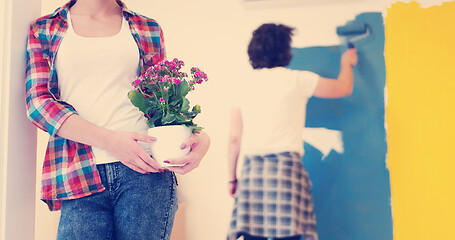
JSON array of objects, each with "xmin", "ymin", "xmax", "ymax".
[{"xmin": 336, "ymin": 21, "xmax": 369, "ymax": 48}]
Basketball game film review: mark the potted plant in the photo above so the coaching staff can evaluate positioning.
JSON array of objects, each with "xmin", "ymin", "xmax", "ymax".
[{"xmin": 128, "ymin": 58, "xmax": 208, "ymax": 166}]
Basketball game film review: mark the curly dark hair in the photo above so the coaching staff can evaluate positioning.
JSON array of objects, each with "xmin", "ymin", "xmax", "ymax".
[{"xmin": 248, "ymin": 23, "xmax": 295, "ymax": 69}]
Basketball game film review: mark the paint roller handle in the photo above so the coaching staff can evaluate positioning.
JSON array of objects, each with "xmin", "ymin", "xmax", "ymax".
[{"xmin": 348, "ymin": 42, "xmax": 355, "ymax": 49}]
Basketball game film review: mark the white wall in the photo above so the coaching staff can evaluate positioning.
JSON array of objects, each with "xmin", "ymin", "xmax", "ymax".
[
  {"xmin": 385, "ymin": 0, "xmax": 452, "ymax": 8},
  {"xmin": 35, "ymin": 0, "xmax": 388, "ymax": 239},
  {"xmin": 0, "ymin": 1, "xmax": 7, "ymax": 238},
  {"xmin": 33, "ymin": 2, "xmax": 63, "ymax": 239},
  {"xmin": 0, "ymin": 0, "xmax": 40, "ymax": 239}
]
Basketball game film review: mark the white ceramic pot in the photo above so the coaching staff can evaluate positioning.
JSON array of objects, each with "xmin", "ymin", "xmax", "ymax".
[{"xmin": 148, "ymin": 125, "xmax": 192, "ymax": 167}]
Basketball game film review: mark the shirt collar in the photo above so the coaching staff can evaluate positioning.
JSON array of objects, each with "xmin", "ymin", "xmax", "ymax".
[{"xmin": 48, "ymin": 0, "xmax": 134, "ymax": 20}]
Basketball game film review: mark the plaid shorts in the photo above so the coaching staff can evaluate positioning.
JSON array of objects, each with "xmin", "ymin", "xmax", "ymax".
[{"xmin": 228, "ymin": 152, "xmax": 318, "ymax": 240}]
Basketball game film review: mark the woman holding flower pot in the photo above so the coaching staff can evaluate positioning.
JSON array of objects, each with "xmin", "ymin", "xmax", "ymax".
[
  {"xmin": 227, "ymin": 24, "xmax": 357, "ymax": 240},
  {"xmin": 25, "ymin": 0, "xmax": 210, "ymax": 239}
]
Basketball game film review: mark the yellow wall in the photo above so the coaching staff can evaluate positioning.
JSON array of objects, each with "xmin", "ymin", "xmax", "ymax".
[{"xmin": 386, "ymin": 2, "xmax": 455, "ymax": 240}]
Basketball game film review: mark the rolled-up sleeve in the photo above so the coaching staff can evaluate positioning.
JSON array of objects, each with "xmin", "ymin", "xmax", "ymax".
[{"xmin": 25, "ymin": 23, "xmax": 77, "ymax": 137}]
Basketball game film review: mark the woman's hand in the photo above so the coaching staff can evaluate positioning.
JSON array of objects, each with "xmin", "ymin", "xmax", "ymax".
[
  {"xmin": 341, "ymin": 48, "xmax": 358, "ymax": 67},
  {"xmin": 163, "ymin": 131, "xmax": 210, "ymax": 175},
  {"xmin": 103, "ymin": 130, "xmax": 163, "ymax": 174},
  {"xmin": 55, "ymin": 115, "xmax": 163, "ymax": 174},
  {"xmin": 228, "ymin": 180, "xmax": 238, "ymax": 198},
  {"xmin": 228, "ymin": 108, "xmax": 242, "ymax": 198}
]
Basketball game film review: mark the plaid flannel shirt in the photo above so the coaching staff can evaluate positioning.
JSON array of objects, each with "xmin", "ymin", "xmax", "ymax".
[{"xmin": 25, "ymin": 0, "xmax": 165, "ymax": 211}]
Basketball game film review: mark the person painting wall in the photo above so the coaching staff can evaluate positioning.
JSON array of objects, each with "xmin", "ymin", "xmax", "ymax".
[{"xmin": 288, "ymin": 12, "xmax": 393, "ymax": 240}]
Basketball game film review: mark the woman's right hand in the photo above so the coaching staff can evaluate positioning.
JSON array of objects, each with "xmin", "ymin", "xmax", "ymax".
[
  {"xmin": 103, "ymin": 130, "xmax": 163, "ymax": 174},
  {"xmin": 341, "ymin": 48, "xmax": 358, "ymax": 67},
  {"xmin": 228, "ymin": 181, "xmax": 238, "ymax": 198}
]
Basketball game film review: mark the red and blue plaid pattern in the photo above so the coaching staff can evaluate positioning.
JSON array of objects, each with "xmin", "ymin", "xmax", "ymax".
[{"xmin": 25, "ymin": 0, "xmax": 166, "ymax": 211}]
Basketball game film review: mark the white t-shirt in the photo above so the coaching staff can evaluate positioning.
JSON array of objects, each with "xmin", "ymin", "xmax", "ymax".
[
  {"xmin": 236, "ymin": 67, "xmax": 319, "ymax": 156},
  {"xmin": 56, "ymin": 13, "xmax": 149, "ymax": 164}
]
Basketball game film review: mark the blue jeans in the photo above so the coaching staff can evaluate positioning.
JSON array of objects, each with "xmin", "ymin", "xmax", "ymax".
[{"xmin": 57, "ymin": 162, "xmax": 178, "ymax": 240}]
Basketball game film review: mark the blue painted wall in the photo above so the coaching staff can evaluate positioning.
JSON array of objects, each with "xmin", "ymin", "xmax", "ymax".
[{"xmin": 287, "ymin": 13, "xmax": 393, "ymax": 240}]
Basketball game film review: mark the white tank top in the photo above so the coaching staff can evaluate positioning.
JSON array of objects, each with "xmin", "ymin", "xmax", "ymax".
[{"xmin": 56, "ymin": 13, "xmax": 150, "ymax": 164}]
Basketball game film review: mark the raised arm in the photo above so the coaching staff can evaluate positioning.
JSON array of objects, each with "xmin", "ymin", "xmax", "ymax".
[
  {"xmin": 227, "ymin": 107, "xmax": 243, "ymax": 197},
  {"xmin": 312, "ymin": 48, "xmax": 358, "ymax": 98}
]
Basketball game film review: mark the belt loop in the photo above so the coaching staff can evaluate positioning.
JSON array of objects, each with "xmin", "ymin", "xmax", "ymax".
[{"xmin": 105, "ymin": 164, "xmax": 113, "ymax": 185}]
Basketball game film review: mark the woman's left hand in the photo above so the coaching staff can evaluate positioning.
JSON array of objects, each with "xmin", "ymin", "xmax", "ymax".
[{"xmin": 163, "ymin": 131, "xmax": 210, "ymax": 175}]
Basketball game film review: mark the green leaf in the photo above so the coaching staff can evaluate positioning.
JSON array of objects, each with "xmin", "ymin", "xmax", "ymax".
[
  {"xmin": 169, "ymin": 88, "xmax": 180, "ymax": 102},
  {"xmin": 162, "ymin": 113, "xmax": 176, "ymax": 125},
  {"xmin": 148, "ymin": 109, "xmax": 164, "ymax": 127},
  {"xmin": 175, "ymin": 113, "xmax": 192, "ymax": 123},
  {"xmin": 182, "ymin": 111, "xmax": 197, "ymax": 119},
  {"xmin": 180, "ymin": 98, "xmax": 190, "ymax": 112},
  {"xmin": 169, "ymin": 97, "xmax": 181, "ymax": 108},
  {"xmin": 149, "ymin": 118, "xmax": 156, "ymax": 128},
  {"xmin": 128, "ymin": 90, "xmax": 155, "ymax": 114},
  {"xmin": 175, "ymin": 114, "xmax": 185, "ymax": 123},
  {"xmin": 178, "ymin": 81, "xmax": 190, "ymax": 97}
]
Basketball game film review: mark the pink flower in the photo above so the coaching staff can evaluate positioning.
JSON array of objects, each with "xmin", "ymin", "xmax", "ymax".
[
  {"xmin": 161, "ymin": 76, "xmax": 170, "ymax": 82},
  {"xmin": 173, "ymin": 78, "xmax": 181, "ymax": 85},
  {"xmin": 163, "ymin": 86, "xmax": 169, "ymax": 92},
  {"xmin": 173, "ymin": 58, "xmax": 184, "ymax": 67},
  {"xmin": 132, "ymin": 78, "xmax": 141, "ymax": 88},
  {"xmin": 159, "ymin": 98, "xmax": 165, "ymax": 103}
]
